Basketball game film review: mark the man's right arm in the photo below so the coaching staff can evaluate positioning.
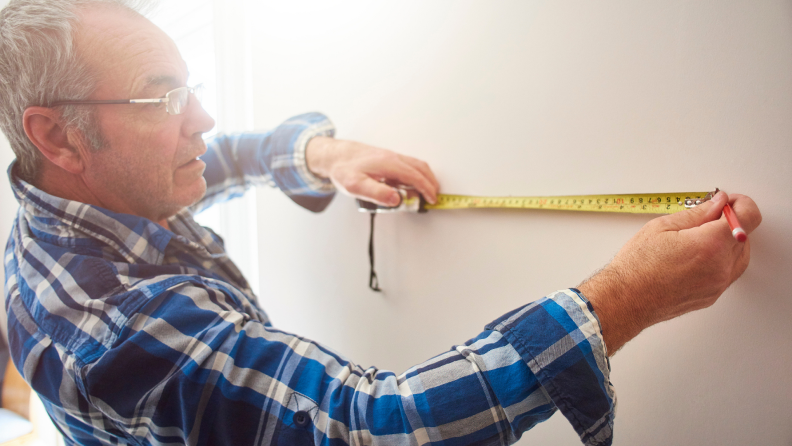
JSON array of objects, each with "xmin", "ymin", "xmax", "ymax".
[
  {"xmin": 77, "ymin": 193, "xmax": 759, "ymax": 446},
  {"xmin": 81, "ymin": 284, "xmax": 614, "ymax": 446},
  {"xmin": 578, "ymin": 191, "xmax": 762, "ymax": 355}
]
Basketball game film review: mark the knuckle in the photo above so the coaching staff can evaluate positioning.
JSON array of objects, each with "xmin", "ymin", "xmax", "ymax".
[
  {"xmin": 702, "ymin": 294, "xmax": 720, "ymax": 309},
  {"xmin": 746, "ymin": 203, "xmax": 763, "ymax": 228},
  {"xmin": 734, "ymin": 196, "xmax": 762, "ymax": 226},
  {"xmin": 643, "ymin": 217, "xmax": 666, "ymax": 233},
  {"xmin": 733, "ymin": 256, "xmax": 750, "ymax": 280},
  {"xmin": 713, "ymin": 267, "xmax": 732, "ymax": 288},
  {"xmin": 341, "ymin": 177, "xmax": 361, "ymax": 193},
  {"xmin": 645, "ymin": 218, "xmax": 663, "ymax": 230}
]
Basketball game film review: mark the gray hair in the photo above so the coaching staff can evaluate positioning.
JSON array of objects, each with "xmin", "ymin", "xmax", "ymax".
[{"xmin": 0, "ymin": 0, "xmax": 155, "ymax": 183}]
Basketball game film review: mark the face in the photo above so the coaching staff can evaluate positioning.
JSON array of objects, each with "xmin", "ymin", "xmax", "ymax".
[{"xmin": 73, "ymin": 6, "xmax": 215, "ymax": 223}]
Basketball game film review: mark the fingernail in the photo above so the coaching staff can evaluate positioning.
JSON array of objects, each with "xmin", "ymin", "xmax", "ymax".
[
  {"xmin": 703, "ymin": 191, "xmax": 722, "ymax": 206},
  {"xmin": 389, "ymin": 195, "xmax": 400, "ymax": 206}
]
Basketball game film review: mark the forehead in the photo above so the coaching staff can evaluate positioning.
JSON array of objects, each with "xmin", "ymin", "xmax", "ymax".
[{"xmin": 75, "ymin": 6, "xmax": 188, "ymax": 96}]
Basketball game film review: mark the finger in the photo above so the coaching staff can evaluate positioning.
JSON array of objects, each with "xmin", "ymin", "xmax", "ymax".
[
  {"xmin": 659, "ymin": 190, "xmax": 727, "ymax": 231},
  {"xmin": 725, "ymin": 195, "xmax": 758, "ymax": 281},
  {"xmin": 729, "ymin": 237, "xmax": 751, "ymax": 282},
  {"xmin": 398, "ymin": 155, "xmax": 440, "ymax": 193},
  {"xmin": 369, "ymin": 160, "xmax": 438, "ymax": 204},
  {"xmin": 348, "ymin": 176, "xmax": 401, "ymax": 207},
  {"xmin": 391, "ymin": 158, "xmax": 439, "ymax": 204},
  {"xmin": 727, "ymin": 194, "xmax": 762, "ymax": 234}
]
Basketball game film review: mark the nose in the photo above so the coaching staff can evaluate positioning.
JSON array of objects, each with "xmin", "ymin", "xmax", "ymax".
[{"xmin": 182, "ymin": 91, "xmax": 215, "ymax": 137}]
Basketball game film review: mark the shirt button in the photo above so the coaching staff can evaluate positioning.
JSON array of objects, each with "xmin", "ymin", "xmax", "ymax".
[{"xmin": 293, "ymin": 410, "xmax": 311, "ymax": 428}]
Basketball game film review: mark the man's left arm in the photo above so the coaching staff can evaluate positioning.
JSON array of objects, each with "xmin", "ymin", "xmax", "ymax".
[{"xmin": 191, "ymin": 112, "xmax": 439, "ymax": 214}]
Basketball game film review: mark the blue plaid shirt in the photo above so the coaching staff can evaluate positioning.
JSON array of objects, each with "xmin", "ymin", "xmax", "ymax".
[{"xmin": 4, "ymin": 112, "xmax": 616, "ymax": 445}]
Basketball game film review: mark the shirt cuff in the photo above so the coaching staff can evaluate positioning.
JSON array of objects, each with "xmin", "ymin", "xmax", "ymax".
[
  {"xmin": 290, "ymin": 114, "xmax": 337, "ymax": 195},
  {"xmin": 485, "ymin": 289, "xmax": 616, "ymax": 446}
]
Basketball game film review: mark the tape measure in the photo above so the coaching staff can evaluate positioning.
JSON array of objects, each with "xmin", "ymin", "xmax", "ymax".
[
  {"xmin": 358, "ymin": 189, "xmax": 717, "ymax": 292},
  {"xmin": 358, "ymin": 190, "xmax": 716, "ymax": 214}
]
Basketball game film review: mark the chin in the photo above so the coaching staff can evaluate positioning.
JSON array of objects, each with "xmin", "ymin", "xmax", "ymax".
[
  {"xmin": 159, "ymin": 178, "xmax": 207, "ymax": 220},
  {"xmin": 183, "ymin": 178, "xmax": 208, "ymax": 208}
]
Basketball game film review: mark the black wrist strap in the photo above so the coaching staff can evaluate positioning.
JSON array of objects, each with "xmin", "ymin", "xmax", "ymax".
[{"xmin": 368, "ymin": 213, "xmax": 381, "ymax": 292}]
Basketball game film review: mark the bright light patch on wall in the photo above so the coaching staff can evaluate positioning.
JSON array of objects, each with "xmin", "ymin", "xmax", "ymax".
[
  {"xmin": 149, "ymin": 0, "xmax": 217, "ymax": 137},
  {"xmin": 148, "ymin": 0, "xmax": 260, "ymax": 295}
]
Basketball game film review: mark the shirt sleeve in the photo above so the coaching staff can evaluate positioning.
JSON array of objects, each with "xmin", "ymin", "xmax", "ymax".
[
  {"xmin": 190, "ymin": 112, "xmax": 337, "ymax": 214},
  {"xmin": 81, "ymin": 286, "xmax": 615, "ymax": 446}
]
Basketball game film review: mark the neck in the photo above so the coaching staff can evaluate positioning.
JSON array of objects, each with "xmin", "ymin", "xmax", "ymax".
[
  {"xmin": 33, "ymin": 161, "xmax": 171, "ymax": 231},
  {"xmin": 35, "ymin": 162, "xmax": 103, "ymax": 209}
]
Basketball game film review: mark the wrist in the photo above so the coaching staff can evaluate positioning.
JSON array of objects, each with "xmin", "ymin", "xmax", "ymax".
[
  {"xmin": 578, "ymin": 266, "xmax": 652, "ymax": 355},
  {"xmin": 305, "ymin": 136, "xmax": 336, "ymax": 179}
]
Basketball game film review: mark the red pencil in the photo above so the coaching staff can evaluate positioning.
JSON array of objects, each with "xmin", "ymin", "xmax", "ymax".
[{"xmin": 723, "ymin": 203, "xmax": 747, "ymax": 242}]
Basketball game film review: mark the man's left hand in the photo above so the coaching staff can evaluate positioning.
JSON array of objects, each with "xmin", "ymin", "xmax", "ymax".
[{"xmin": 306, "ymin": 136, "xmax": 439, "ymax": 207}]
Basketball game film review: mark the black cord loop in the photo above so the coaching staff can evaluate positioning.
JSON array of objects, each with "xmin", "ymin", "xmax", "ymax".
[{"xmin": 368, "ymin": 213, "xmax": 381, "ymax": 292}]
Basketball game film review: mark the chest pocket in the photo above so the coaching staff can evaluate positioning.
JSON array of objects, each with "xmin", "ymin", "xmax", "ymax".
[{"xmin": 276, "ymin": 391, "xmax": 319, "ymax": 446}]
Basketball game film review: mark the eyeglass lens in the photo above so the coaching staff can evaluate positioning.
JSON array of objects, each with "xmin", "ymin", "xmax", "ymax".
[
  {"xmin": 166, "ymin": 88, "xmax": 189, "ymax": 115},
  {"xmin": 166, "ymin": 85, "xmax": 203, "ymax": 115}
]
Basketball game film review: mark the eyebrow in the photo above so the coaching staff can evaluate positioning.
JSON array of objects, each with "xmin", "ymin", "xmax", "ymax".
[{"xmin": 137, "ymin": 75, "xmax": 182, "ymax": 97}]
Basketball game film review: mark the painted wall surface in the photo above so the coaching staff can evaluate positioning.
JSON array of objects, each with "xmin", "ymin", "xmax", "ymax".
[{"xmin": 246, "ymin": 1, "xmax": 791, "ymax": 445}]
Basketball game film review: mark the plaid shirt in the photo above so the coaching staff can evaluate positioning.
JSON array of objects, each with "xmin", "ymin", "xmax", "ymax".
[{"xmin": 4, "ymin": 112, "xmax": 616, "ymax": 446}]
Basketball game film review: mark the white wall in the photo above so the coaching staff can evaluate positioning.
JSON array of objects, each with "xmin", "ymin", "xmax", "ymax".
[
  {"xmin": 0, "ymin": 0, "xmax": 788, "ymax": 444},
  {"xmin": 247, "ymin": 1, "xmax": 792, "ymax": 445}
]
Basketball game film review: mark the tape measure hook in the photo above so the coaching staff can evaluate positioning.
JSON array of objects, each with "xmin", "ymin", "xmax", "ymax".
[{"xmin": 681, "ymin": 188, "xmax": 719, "ymax": 209}]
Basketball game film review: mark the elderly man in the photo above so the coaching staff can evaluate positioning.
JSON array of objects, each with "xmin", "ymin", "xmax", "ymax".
[{"xmin": 0, "ymin": 0, "xmax": 761, "ymax": 445}]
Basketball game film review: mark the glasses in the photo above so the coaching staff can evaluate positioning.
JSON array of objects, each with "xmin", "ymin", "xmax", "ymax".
[{"xmin": 51, "ymin": 84, "xmax": 204, "ymax": 115}]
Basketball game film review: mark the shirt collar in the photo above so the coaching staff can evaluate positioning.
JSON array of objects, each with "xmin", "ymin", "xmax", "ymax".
[{"xmin": 8, "ymin": 161, "xmax": 174, "ymax": 265}]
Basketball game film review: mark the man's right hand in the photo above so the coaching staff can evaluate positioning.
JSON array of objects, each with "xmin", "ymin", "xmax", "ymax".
[{"xmin": 578, "ymin": 191, "xmax": 762, "ymax": 355}]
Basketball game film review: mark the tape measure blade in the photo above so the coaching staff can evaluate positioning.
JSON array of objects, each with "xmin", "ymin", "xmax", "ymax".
[{"xmin": 424, "ymin": 192, "xmax": 710, "ymax": 214}]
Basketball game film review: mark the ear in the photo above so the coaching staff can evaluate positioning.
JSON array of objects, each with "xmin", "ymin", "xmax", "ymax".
[{"xmin": 22, "ymin": 106, "xmax": 88, "ymax": 174}]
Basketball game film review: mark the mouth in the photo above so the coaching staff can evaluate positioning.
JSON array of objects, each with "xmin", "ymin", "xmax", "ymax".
[
  {"xmin": 177, "ymin": 141, "xmax": 209, "ymax": 169},
  {"xmin": 178, "ymin": 156, "xmax": 205, "ymax": 169}
]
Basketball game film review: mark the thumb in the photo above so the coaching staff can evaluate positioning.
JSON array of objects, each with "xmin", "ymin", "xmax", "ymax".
[{"xmin": 661, "ymin": 191, "xmax": 727, "ymax": 231}]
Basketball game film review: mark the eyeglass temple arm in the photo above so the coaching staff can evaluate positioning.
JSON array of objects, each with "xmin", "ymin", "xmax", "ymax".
[
  {"xmin": 129, "ymin": 99, "xmax": 169, "ymax": 104},
  {"xmin": 51, "ymin": 98, "xmax": 168, "ymax": 106}
]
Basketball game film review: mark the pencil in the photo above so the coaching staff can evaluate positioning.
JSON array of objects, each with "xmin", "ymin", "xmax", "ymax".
[{"xmin": 723, "ymin": 203, "xmax": 747, "ymax": 242}]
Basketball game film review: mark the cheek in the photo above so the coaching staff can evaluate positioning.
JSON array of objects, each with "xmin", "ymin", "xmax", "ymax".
[
  {"xmin": 96, "ymin": 136, "xmax": 174, "ymax": 196},
  {"xmin": 127, "ymin": 127, "xmax": 181, "ymax": 179},
  {"xmin": 93, "ymin": 113, "xmax": 194, "ymax": 204}
]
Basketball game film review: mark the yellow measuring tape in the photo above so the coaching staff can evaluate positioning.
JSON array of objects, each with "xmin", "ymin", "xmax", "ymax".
[
  {"xmin": 358, "ymin": 189, "xmax": 716, "ymax": 291},
  {"xmin": 359, "ymin": 190, "xmax": 715, "ymax": 214},
  {"xmin": 423, "ymin": 192, "xmax": 712, "ymax": 214}
]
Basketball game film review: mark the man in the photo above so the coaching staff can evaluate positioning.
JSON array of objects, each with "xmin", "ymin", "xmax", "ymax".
[{"xmin": 0, "ymin": 0, "xmax": 761, "ymax": 445}]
